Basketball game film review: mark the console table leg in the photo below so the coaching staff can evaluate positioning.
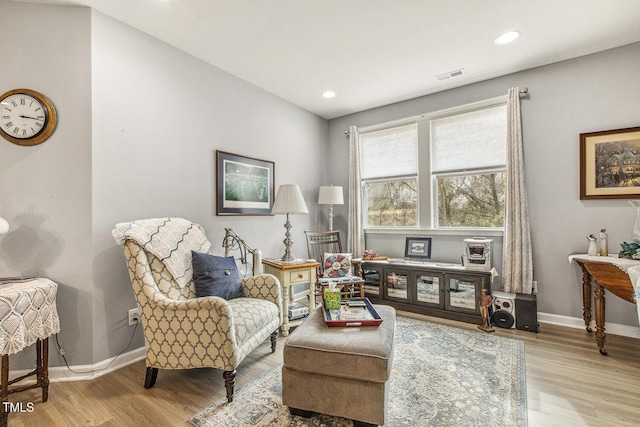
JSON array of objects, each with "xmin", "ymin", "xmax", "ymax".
[
  {"xmin": 594, "ymin": 283, "xmax": 607, "ymax": 355},
  {"xmin": 580, "ymin": 266, "xmax": 593, "ymax": 332}
]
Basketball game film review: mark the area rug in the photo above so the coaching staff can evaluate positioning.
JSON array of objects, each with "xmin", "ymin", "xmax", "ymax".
[{"xmin": 190, "ymin": 316, "xmax": 527, "ymax": 426}]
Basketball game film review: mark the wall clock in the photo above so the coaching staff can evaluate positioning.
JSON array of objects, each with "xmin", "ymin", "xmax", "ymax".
[{"xmin": 0, "ymin": 88, "xmax": 57, "ymax": 146}]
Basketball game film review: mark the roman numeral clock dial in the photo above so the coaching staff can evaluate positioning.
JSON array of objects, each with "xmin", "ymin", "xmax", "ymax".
[{"xmin": 0, "ymin": 88, "xmax": 57, "ymax": 146}]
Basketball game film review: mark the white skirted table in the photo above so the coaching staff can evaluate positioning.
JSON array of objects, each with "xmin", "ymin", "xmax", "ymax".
[{"xmin": 0, "ymin": 278, "xmax": 60, "ymax": 426}]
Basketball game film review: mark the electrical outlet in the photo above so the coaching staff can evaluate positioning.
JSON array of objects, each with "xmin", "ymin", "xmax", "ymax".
[
  {"xmin": 532, "ymin": 280, "xmax": 538, "ymax": 294},
  {"xmin": 128, "ymin": 308, "xmax": 141, "ymax": 326}
]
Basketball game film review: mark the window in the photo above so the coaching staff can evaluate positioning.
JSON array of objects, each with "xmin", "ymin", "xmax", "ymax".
[
  {"xmin": 360, "ymin": 124, "xmax": 418, "ymax": 227},
  {"xmin": 431, "ymin": 105, "xmax": 507, "ymax": 228},
  {"xmin": 358, "ymin": 97, "xmax": 506, "ymax": 230}
]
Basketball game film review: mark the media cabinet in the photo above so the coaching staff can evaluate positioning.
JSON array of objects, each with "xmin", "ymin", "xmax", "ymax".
[{"xmin": 361, "ymin": 260, "xmax": 493, "ymax": 324}]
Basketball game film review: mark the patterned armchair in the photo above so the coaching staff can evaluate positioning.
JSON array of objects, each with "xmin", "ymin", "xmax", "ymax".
[{"xmin": 113, "ymin": 218, "xmax": 282, "ymax": 402}]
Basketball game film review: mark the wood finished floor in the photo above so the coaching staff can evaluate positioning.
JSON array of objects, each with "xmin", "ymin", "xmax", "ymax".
[{"xmin": 7, "ymin": 312, "xmax": 640, "ymax": 427}]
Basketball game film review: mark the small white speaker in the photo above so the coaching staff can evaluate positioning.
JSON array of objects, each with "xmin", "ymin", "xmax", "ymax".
[{"xmin": 491, "ymin": 291, "xmax": 516, "ymax": 329}]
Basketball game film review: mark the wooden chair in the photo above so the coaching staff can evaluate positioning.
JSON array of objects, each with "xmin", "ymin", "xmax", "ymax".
[{"xmin": 304, "ymin": 231, "xmax": 365, "ymax": 299}]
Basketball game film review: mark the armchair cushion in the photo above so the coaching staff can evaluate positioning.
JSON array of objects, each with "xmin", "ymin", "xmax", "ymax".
[
  {"xmin": 192, "ymin": 251, "xmax": 243, "ymax": 300},
  {"xmin": 323, "ymin": 253, "xmax": 353, "ymax": 278}
]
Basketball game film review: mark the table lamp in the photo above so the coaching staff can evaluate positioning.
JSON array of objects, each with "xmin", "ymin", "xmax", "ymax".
[
  {"xmin": 318, "ymin": 185, "xmax": 343, "ymax": 231},
  {"xmin": 271, "ymin": 184, "xmax": 308, "ymax": 263},
  {"xmin": 0, "ymin": 217, "xmax": 9, "ymax": 235}
]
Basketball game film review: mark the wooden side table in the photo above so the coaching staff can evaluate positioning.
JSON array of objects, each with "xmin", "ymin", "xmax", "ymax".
[
  {"xmin": 569, "ymin": 255, "xmax": 638, "ymax": 355},
  {"xmin": 0, "ymin": 278, "xmax": 60, "ymax": 426},
  {"xmin": 262, "ymin": 259, "xmax": 319, "ymax": 336}
]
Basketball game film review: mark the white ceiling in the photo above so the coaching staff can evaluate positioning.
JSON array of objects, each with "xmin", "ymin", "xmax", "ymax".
[{"xmin": 15, "ymin": 0, "xmax": 640, "ymax": 119}]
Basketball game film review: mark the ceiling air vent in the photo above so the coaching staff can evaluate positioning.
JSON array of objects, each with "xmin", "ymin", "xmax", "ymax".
[{"xmin": 436, "ymin": 68, "xmax": 465, "ymax": 81}]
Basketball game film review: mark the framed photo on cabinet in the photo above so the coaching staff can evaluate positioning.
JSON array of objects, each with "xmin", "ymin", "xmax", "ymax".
[
  {"xmin": 404, "ymin": 237, "xmax": 432, "ymax": 259},
  {"xmin": 580, "ymin": 126, "xmax": 640, "ymax": 199},
  {"xmin": 216, "ymin": 150, "xmax": 275, "ymax": 215}
]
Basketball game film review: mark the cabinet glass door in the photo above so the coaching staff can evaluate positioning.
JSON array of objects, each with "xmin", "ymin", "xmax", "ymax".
[
  {"xmin": 362, "ymin": 266, "xmax": 382, "ymax": 298},
  {"xmin": 414, "ymin": 273, "xmax": 443, "ymax": 308},
  {"xmin": 445, "ymin": 275, "xmax": 480, "ymax": 314},
  {"xmin": 384, "ymin": 270, "xmax": 409, "ymax": 302}
]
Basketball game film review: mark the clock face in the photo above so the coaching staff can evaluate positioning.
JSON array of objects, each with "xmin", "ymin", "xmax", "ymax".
[{"xmin": 0, "ymin": 89, "xmax": 57, "ymax": 146}]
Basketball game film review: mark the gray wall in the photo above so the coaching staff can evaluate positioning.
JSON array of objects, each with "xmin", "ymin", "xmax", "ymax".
[
  {"xmin": 0, "ymin": 0, "xmax": 93, "ymax": 369},
  {"xmin": 1, "ymin": 0, "xmax": 327, "ymax": 367},
  {"xmin": 329, "ymin": 42, "xmax": 640, "ymax": 328},
  {"xmin": 90, "ymin": 11, "xmax": 326, "ymax": 363}
]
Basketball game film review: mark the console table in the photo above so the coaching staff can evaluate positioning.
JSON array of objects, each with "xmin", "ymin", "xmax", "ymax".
[
  {"xmin": 262, "ymin": 259, "xmax": 319, "ymax": 336},
  {"xmin": 361, "ymin": 260, "xmax": 493, "ymax": 324},
  {"xmin": 569, "ymin": 255, "xmax": 639, "ymax": 355},
  {"xmin": 0, "ymin": 278, "xmax": 60, "ymax": 426}
]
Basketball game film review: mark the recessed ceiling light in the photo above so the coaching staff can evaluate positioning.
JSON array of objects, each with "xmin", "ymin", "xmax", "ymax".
[
  {"xmin": 322, "ymin": 91, "xmax": 336, "ymax": 99},
  {"xmin": 494, "ymin": 30, "xmax": 520, "ymax": 45}
]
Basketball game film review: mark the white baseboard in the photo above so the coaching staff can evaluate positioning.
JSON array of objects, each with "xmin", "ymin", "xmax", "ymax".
[
  {"xmin": 538, "ymin": 312, "xmax": 640, "ymax": 339},
  {"xmin": 9, "ymin": 346, "xmax": 145, "ymax": 383},
  {"xmin": 51, "ymin": 346, "xmax": 146, "ymax": 382}
]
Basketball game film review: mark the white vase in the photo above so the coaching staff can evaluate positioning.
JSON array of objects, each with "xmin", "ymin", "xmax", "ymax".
[{"xmin": 630, "ymin": 200, "xmax": 640, "ymax": 243}]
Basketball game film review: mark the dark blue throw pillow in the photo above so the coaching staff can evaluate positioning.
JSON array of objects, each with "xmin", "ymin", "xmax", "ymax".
[{"xmin": 192, "ymin": 251, "xmax": 244, "ymax": 300}]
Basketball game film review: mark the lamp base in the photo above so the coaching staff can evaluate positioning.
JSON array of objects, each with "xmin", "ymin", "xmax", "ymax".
[
  {"xmin": 277, "ymin": 257, "xmax": 306, "ymax": 265},
  {"xmin": 328, "ymin": 204, "xmax": 334, "ymax": 232},
  {"xmin": 280, "ymin": 213, "xmax": 297, "ymax": 263},
  {"xmin": 279, "ymin": 254, "xmax": 297, "ymax": 263}
]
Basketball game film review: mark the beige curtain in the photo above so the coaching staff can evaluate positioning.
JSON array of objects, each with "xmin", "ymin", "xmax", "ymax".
[
  {"xmin": 347, "ymin": 126, "xmax": 365, "ymax": 257},
  {"xmin": 502, "ymin": 87, "xmax": 533, "ymax": 294}
]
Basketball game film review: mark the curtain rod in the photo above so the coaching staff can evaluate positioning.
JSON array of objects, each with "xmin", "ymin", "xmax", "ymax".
[{"xmin": 343, "ymin": 87, "xmax": 529, "ymax": 135}]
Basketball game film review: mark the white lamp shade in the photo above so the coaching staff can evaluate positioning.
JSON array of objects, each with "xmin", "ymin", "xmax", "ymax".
[
  {"xmin": 0, "ymin": 217, "xmax": 9, "ymax": 235},
  {"xmin": 318, "ymin": 186, "xmax": 344, "ymax": 205},
  {"xmin": 271, "ymin": 185, "xmax": 309, "ymax": 215}
]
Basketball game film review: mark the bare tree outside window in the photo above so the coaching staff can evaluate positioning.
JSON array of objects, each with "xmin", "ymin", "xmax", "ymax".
[
  {"xmin": 365, "ymin": 179, "xmax": 417, "ymax": 226},
  {"xmin": 437, "ymin": 172, "xmax": 505, "ymax": 227}
]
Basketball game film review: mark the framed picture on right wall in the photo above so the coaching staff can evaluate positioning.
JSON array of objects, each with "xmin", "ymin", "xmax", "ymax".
[{"xmin": 580, "ymin": 126, "xmax": 640, "ymax": 199}]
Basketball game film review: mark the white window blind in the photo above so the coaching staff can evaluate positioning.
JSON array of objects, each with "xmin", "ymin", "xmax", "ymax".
[
  {"xmin": 431, "ymin": 105, "xmax": 506, "ymax": 173},
  {"xmin": 360, "ymin": 123, "xmax": 418, "ymax": 179}
]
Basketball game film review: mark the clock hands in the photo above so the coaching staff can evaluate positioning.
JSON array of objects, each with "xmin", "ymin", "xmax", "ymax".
[{"xmin": 19, "ymin": 115, "xmax": 41, "ymax": 120}]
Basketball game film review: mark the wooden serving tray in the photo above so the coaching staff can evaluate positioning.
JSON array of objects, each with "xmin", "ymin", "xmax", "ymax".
[{"xmin": 322, "ymin": 298, "xmax": 383, "ymax": 327}]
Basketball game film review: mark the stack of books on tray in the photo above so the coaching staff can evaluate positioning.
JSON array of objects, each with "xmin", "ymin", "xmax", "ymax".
[{"xmin": 338, "ymin": 305, "xmax": 374, "ymax": 321}]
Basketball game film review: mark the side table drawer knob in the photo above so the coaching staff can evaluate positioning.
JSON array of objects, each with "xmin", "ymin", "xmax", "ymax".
[{"xmin": 288, "ymin": 269, "xmax": 310, "ymax": 283}]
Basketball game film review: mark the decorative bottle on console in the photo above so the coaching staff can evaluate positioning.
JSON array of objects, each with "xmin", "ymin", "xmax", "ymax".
[
  {"xmin": 587, "ymin": 235, "xmax": 597, "ymax": 256},
  {"xmin": 599, "ymin": 229, "xmax": 608, "ymax": 257},
  {"xmin": 630, "ymin": 200, "xmax": 640, "ymax": 243}
]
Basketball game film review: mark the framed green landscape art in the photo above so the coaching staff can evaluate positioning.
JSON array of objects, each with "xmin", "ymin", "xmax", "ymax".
[{"xmin": 216, "ymin": 150, "xmax": 275, "ymax": 215}]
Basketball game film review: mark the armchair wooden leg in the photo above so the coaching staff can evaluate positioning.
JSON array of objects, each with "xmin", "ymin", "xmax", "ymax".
[
  {"xmin": 144, "ymin": 367, "xmax": 158, "ymax": 389},
  {"xmin": 223, "ymin": 370, "xmax": 236, "ymax": 403},
  {"xmin": 270, "ymin": 330, "xmax": 278, "ymax": 353}
]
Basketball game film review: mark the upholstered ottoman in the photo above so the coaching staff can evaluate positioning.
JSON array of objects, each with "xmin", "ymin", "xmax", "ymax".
[{"xmin": 282, "ymin": 305, "xmax": 396, "ymax": 426}]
